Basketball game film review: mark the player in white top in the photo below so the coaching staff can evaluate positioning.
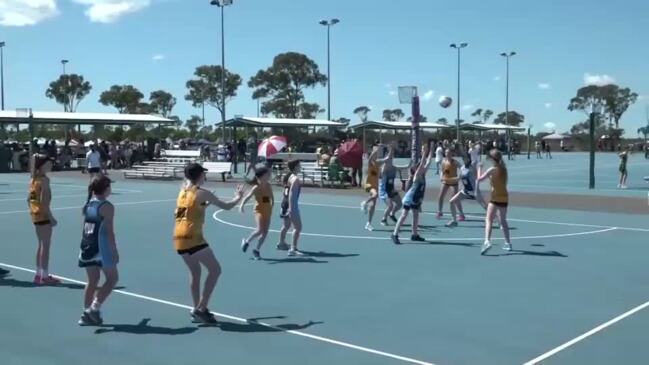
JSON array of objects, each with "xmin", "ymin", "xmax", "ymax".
[{"xmin": 434, "ymin": 142, "xmax": 444, "ymax": 175}]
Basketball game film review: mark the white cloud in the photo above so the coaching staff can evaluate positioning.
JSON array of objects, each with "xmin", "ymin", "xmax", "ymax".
[
  {"xmin": 152, "ymin": 54, "xmax": 165, "ymax": 61},
  {"xmin": 72, "ymin": 0, "xmax": 151, "ymax": 23},
  {"xmin": 388, "ymin": 91, "xmax": 397, "ymax": 96},
  {"xmin": 538, "ymin": 83, "xmax": 551, "ymax": 90},
  {"xmin": 584, "ymin": 73, "xmax": 616, "ymax": 86},
  {"xmin": 544, "ymin": 103, "xmax": 552, "ymax": 109},
  {"xmin": 462, "ymin": 104, "xmax": 474, "ymax": 111},
  {"xmin": 422, "ymin": 90, "xmax": 434, "ymax": 101},
  {"xmin": 0, "ymin": 0, "xmax": 59, "ymax": 26},
  {"xmin": 544, "ymin": 122, "xmax": 556, "ymax": 131},
  {"xmin": 493, "ymin": 76, "xmax": 501, "ymax": 81},
  {"xmin": 384, "ymin": 83, "xmax": 392, "ymax": 88}
]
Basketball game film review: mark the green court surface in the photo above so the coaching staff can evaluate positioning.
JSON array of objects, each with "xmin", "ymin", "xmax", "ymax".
[{"xmin": 1, "ymin": 165, "xmax": 648, "ymax": 365}]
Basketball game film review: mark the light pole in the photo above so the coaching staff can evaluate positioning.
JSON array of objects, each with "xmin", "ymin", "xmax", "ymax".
[
  {"xmin": 589, "ymin": 106, "xmax": 601, "ymax": 189},
  {"xmin": 319, "ymin": 18, "xmax": 340, "ymax": 122},
  {"xmin": 450, "ymin": 43, "xmax": 468, "ymax": 144},
  {"xmin": 1, "ymin": 41, "xmax": 5, "ymax": 111},
  {"xmin": 501, "ymin": 51, "xmax": 516, "ymax": 159},
  {"xmin": 210, "ymin": 0, "xmax": 232, "ymax": 145},
  {"xmin": 61, "ymin": 59, "xmax": 69, "ymax": 75}
]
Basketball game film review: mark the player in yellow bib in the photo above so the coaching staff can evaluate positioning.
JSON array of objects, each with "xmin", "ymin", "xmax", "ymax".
[
  {"xmin": 173, "ymin": 163, "xmax": 243, "ymax": 324},
  {"xmin": 436, "ymin": 148, "xmax": 465, "ymax": 222},
  {"xmin": 477, "ymin": 149, "xmax": 511, "ymax": 255},
  {"xmin": 239, "ymin": 166, "xmax": 274, "ymax": 260},
  {"xmin": 361, "ymin": 144, "xmax": 391, "ymax": 231},
  {"xmin": 28, "ymin": 154, "xmax": 61, "ymax": 285}
]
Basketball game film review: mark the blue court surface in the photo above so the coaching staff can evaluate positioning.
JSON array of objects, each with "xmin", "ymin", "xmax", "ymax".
[{"xmin": 1, "ymin": 153, "xmax": 648, "ymax": 365}]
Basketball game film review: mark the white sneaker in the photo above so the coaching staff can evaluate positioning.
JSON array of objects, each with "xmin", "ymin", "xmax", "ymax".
[
  {"xmin": 445, "ymin": 220, "xmax": 458, "ymax": 228},
  {"xmin": 288, "ymin": 249, "xmax": 305, "ymax": 257},
  {"xmin": 241, "ymin": 239, "xmax": 249, "ymax": 253},
  {"xmin": 503, "ymin": 242, "xmax": 512, "ymax": 251},
  {"xmin": 617, "ymin": 184, "xmax": 622, "ymax": 188},
  {"xmin": 361, "ymin": 201, "xmax": 368, "ymax": 214},
  {"xmin": 365, "ymin": 223, "xmax": 374, "ymax": 231},
  {"xmin": 481, "ymin": 240, "xmax": 493, "ymax": 255}
]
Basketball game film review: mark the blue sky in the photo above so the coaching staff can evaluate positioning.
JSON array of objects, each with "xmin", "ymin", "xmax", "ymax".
[{"xmin": 1, "ymin": 0, "xmax": 648, "ymax": 134}]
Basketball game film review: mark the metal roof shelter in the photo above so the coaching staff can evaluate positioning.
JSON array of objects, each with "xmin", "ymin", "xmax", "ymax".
[
  {"xmin": 459, "ymin": 123, "xmax": 526, "ymax": 132},
  {"xmin": 220, "ymin": 116, "xmax": 347, "ymax": 128},
  {"xmin": 348, "ymin": 120, "xmax": 451, "ymax": 131},
  {"xmin": 0, "ymin": 110, "xmax": 175, "ymax": 126}
]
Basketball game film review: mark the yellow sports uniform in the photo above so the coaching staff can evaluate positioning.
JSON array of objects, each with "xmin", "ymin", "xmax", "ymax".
[
  {"xmin": 365, "ymin": 161, "xmax": 379, "ymax": 192},
  {"xmin": 28, "ymin": 177, "xmax": 50, "ymax": 224},
  {"xmin": 173, "ymin": 186, "xmax": 208, "ymax": 254},
  {"xmin": 441, "ymin": 159, "xmax": 459, "ymax": 186},
  {"xmin": 253, "ymin": 183, "xmax": 273, "ymax": 220},
  {"xmin": 490, "ymin": 165, "xmax": 509, "ymax": 206}
]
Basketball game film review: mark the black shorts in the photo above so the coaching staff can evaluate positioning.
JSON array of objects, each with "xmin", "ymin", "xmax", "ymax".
[
  {"xmin": 177, "ymin": 243, "xmax": 209, "ymax": 255},
  {"xmin": 78, "ymin": 260, "xmax": 102, "ymax": 268},
  {"xmin": 490, "ymin": 201, "xmax": 508, "ymax": 208},
  {"xmin": 403, "ymin": 203, "xmax": 421, "ymax": 211},
  {"xmin": 34, "ymin": 220, "xmax": 51, "ymax": 226},
  {"xmin": 88, "ymin": 167, "xmax": 101, "ymax": 174}
]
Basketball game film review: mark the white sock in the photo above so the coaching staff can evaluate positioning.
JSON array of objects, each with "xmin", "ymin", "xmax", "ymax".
[{"xmin": 90, "ymin": 299, "xmax": 101, "ymax": 312}]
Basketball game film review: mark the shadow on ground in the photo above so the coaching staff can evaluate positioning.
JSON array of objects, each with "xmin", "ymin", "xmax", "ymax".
[{"xmin": 95, "ymin": 318, "xmax": 197, "ymax": 335}]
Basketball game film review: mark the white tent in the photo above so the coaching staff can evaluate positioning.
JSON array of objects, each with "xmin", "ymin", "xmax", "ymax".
[{"xmin": 542, "ymin": 133, "xmax": 570, "ymax": 141}]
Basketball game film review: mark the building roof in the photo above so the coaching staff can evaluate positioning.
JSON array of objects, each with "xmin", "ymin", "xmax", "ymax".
[
  {"xmin": 348, "ymin": 120, "xmax": 451, "ymax": 130},
  {"xmin": 0, "ymin": 110, "xmax": 175, "ymax": 125},
  {"xmin": 459, "ymin": 123, "xmax": 526, "ymax": 131},
  {"xmin": 221, "ymin": 117, "xmax": 347, "ymax": 128},
  {"xmin": 542, "ymin": 133, "xmax": 570, "ymax": 140}
]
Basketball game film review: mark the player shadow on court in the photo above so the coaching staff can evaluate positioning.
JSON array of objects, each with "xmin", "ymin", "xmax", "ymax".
[
  {"xmin": 0, "ymin": 276, "xmax": 85, "ymax": 289},
  {"xmin": 260, "ymin": 257, "xmax": 329, "ymax": 264},
  {"xmin": 94, "ymin": 318, "xmax": 198, "ymax": 335},
  {"xmin": 213, "ymin": 316, "xmax": 323, "ymax": 333},
  {"xmin": 405, "ymin": 240, "xmax": 480, "ymax": 248},
  {"xmin": 484, "ymin": 249, "xmax": 567, "ymax": 258},
  {"xmin": 299, "ymin": 250, "xmax": 359, "ymax": 258}
]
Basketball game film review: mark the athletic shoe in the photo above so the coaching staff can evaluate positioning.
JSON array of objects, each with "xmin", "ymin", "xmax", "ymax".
[
  {"xmin": 391, "ymin": 234, "xmax": 401, "ymax": 245},
  {"xmin": 78, "ymin": 310, "xmax": 102, "ymax": 326},
  {"xmin": 617, "ymin": 184, "xmax": 622, "ymax": 188},
  {"xmin": 0, "ymin": 268, "xmax": 9, "ymax": 276},
  {"xmin": 41, "ymin": 275, "xmax": 61, "ymax": 285},
  {"xmin": 86, "ymin": 309, "xmax": 103, "ymax": 325},
  {"xmin": 380, "ymin": 218, "xmax": 388, "ymax": 226},
  {"xmin": 436, "ymin": 212, "xmax": 443, "ymax": 220},
  {"xmin": 458, "ymin": 215, "xmax": 466, "ymax": 222},
  {"xmin": 411, "ymin": 234, "xmax": 426, "ymax": 242},
  {"xmin": 241, "ymin": 239, "xmax": 249, "ymax": 253},
  {"xmin": 361, "ymin": 201, "xmax": 368, "ymax": 214},
  {"xmin": 481, "ymin": 241, "xmax": 493, "ymax": 255},
  {"xmin": 276, "ymin": 242, "xmax": 290, "ymax": 251},
  {"xmin": 33, "ymin": 274, "xmax": 42, "ymax": 284},
  {"xmin": 252, "ymin": 249, "xmax": 261, "ymax": 260},
  {"xmin": 191, "ymin": 308, "xmax": 217, "ymax": 325},
  {"xmin": 389, "ymin": 215, "xmax": 398, "ymax": 223},
  {"xmin": 288, "ymin": 249, "xmax": 305, "ymax": 257},
  {"xmin": 503, "ymin": 242, "xmax": 513, "ymax": 251},
  {"xmin": 365, "ymin": 223, "xmax": 374, "ymax": 231},
  {"xmin": 622, "ymin": 185, "xmax": 628, "ymax": 189},
  {"xmin": 445, "ymin": 220, "xmax": 458, "ymax": 228}
]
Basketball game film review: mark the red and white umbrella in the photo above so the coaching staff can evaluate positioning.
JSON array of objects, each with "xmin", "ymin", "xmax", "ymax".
[{"xmin": 258, "ymin": 136, "xmax": 287, "ymax": 158}]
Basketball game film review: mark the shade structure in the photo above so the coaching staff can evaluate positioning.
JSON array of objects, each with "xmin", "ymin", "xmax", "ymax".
[
  {"xmin": 459, "ymin": 123, "xmax": 526, "ymax": 132},
  {"xmin": 542, "ymin": 133, "xmax": 570, "ymax": 141},
  {"xmin": 0, "ymin": 110, "xmax": 175, "ymax": 126},
  {"xmin": 258, "ymin": 136, "xmax": 287, "ymax": 158},
  {"xmin": 348, "ymin": 120, "xmax": 450, "ymax": 131},
  {"xmin": 220, "ymin": 117, "xmax": 347, "ymax": 128}
]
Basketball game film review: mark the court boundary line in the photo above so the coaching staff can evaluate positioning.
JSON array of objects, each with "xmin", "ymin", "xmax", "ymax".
[
  {"xmin": 0, "ymin": 262, "xmax": 435, "ymax": 365},
  {"xmin": 0, "ymin": 198, "xmax": 176, "ymax": 215},
  {"xmin": 522, "ymin": 299, "xmax": 649, "ymax": 365},
  {"xmin": 213, "ymin": 209, "xmax": 617, "ymax": 241}
]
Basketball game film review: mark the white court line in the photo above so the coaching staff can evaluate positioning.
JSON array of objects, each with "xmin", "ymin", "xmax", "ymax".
[
  {"xmin": 523, "ymin": 299, "xmax": 649, "ymax": 365},
  {"xmin": 213, "ymin": 207, "xmax": 619, "ymax": 241},
  {"xmin": 0, "ymin": 262, "xmax": 435, "ymax": 365},
  {"xmin": 296, "ymin": 202, "xmax": 649, "ymax": 233},
  {"xmin": 0, "ymin": 198, "xmax": 176, "ymax": 215}
]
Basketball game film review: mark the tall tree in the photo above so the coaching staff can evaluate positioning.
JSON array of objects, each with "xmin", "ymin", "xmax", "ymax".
[
  {"xmin": 482, "ymin": 109, "xmax": 494, "ymax": 123},
  {"xmin": 382, "ymin": 109, "xmax": 404, "ymax": 121},
  {"xmin": 99, "ymin": 85, "xmax": 145, "ymax": 113},
  {"xmin": 437, "ymin": 117, "xmax": 448, "ymax": 125},
  {"xmin": 45, "ymin": 74, "xmax": 92, "ymax": 112},
  {"xmin": 185, "ymin": 65, "xmax": 241, "ymax": 122},
  {"xmin": 353, "ymin": 106, "xmax": 371, "ymax": 122},
  {"xmin": 248, "ymin": 52, "xmax": 327, "ymax": 118},
  {"xmin": 470, "ymin": 108, "xmax": 493, "ymax": 123},
  {"xmin": 185, "ymin": 115, "xmax": 202, "ymax": 137},
  {"xmin": 149, "ymin": 90, "xmax": 176, "ymax": 118},
  {"xmin": 602, "ymin": 85, "xmax": 638, "ymax": 129},
  {"xmin": 298, "ymin": 102, "xmax": 324, "ymax": 119},
  {"xmin": 494, "ymin": 111, "xmax": 525, "ymax": 126}
]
